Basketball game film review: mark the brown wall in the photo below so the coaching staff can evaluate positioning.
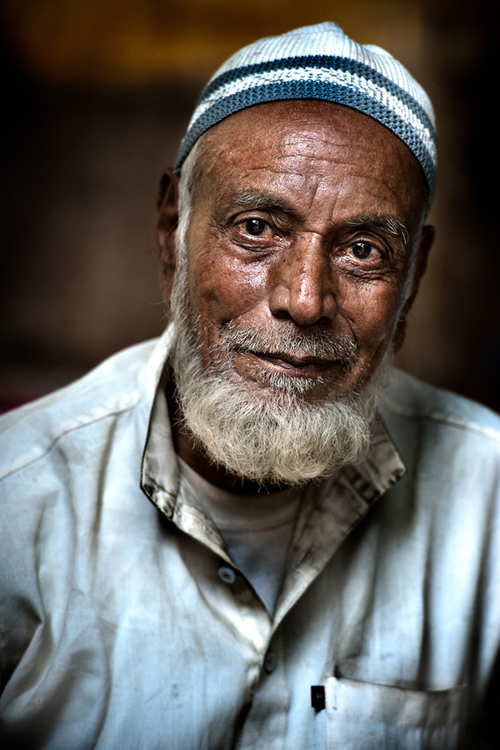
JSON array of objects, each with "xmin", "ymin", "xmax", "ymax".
[{"xmin": 1, "ymin": 0, "xmax": 498, "ymax": 410}]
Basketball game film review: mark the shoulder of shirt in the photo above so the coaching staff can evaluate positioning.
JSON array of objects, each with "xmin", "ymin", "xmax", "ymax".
[
  {"xmin": 0, "ymin": 337, "xmax": 163, "ymax": 482},
  {"xmin": 382, "ymin": 367, "xmax": 500, "ymax": 446}
]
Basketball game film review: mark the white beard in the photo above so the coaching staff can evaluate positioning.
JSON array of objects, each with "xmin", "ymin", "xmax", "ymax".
[{"xmin": 168, "ymin": 229, "xmax": 391, "ymax": 488}]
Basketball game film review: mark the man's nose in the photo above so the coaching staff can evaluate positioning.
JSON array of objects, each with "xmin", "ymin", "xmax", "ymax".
[{"xmin": 268, "ymin": 234, "xmax": 337, "ymax": 326}]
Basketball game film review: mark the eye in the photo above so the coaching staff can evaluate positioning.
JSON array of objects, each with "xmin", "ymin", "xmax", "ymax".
[
  {"xmin": 243, "ymin": 218, "xmax": 268, "ymax": 236},
  {"xmin": 349, "ymin": 241, "xmax": 377, "ymax": 260}
]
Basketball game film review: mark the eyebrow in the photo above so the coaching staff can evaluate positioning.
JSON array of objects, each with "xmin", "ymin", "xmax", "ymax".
[
  {"xmin": 346, "ymin": 214, "xmax": 410, "ymax": 246},
  {"xmin": 230, "ymin": 189, "xmax": 295, "ymax": 214}
]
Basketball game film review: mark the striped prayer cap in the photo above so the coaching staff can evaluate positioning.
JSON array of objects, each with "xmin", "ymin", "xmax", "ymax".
[{"xmin": 175, "ymin": 22, "xmax": 437, "ymax": 197}]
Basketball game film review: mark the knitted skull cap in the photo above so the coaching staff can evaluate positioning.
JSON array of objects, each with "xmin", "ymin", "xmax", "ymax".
[{"xmin": 175, "ymin": 22, "xmax": 437, "ymax": 196}]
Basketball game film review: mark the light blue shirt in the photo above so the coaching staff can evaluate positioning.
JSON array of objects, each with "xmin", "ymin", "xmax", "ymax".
[{"xmin": 1, "ymin": 327, "xmax": 499, "ymax": 749}]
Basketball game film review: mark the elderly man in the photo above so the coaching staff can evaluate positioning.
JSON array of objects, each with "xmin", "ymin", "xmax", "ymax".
[{"xmin": 0, "ymin": 22, "xmax": 499, "ymax": 750}]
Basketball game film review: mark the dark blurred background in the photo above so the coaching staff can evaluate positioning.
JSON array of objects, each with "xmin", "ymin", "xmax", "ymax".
[{"xmin": 1, "ymin": 0, "xmax": 498, "ymax": 411}]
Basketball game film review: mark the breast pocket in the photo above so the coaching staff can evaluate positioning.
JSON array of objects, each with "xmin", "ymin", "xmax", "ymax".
[{"xmin": 324, "ymin": 675, "xmax": 466, "ymax": 750}]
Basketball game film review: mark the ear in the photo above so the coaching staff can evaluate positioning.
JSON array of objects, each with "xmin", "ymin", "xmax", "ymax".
[
  {"xmin": 393, "ymin": 224, "xmax": 435, "ymax": 351},
  {"xmin": 157, "ymin": 168, "xmax": 180, "ymax": 303}
]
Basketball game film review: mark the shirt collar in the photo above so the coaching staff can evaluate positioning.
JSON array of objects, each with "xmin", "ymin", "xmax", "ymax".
[{"xmin": 140, "ymin": 326, "xmax": 180, "ymax": 518}]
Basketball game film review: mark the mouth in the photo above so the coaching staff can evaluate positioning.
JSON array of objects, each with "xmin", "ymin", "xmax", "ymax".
[
  {"xmin": 241, "ymin": 350, "xmax": 340, "ymax": 378},
  {"xmin": 221, "ymin": 324, "xmax": 359, "ymax": 386}
]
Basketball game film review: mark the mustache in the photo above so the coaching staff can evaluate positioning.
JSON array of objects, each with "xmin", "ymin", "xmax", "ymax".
[{"xmin": 219, "ymin": 322, "xmax": 359, "ymax": 368}]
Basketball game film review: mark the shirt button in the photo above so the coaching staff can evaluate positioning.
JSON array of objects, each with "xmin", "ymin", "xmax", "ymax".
[
  {"xmin": 218, "ymin": 566, "xmax": 236, "ymax": 584},
  {"xmin": 264, "ymin": 651, "xmax": 276, "ymax": 674}
]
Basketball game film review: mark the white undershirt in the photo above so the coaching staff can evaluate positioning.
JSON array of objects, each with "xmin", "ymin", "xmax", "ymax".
[{"xmin": 178, "ymin": 458, "xmax": 303, "ymax": 616}]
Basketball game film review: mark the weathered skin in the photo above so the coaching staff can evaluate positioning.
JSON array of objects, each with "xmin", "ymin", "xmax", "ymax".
[{"xmin": 157, "ymin": 100, "xmax": 434, "ymax": 489}]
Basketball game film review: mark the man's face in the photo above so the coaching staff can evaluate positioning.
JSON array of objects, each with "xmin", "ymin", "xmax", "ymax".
[{"xmin": 176, "ymin": 101, "xmax": 430, "ymax": 406}]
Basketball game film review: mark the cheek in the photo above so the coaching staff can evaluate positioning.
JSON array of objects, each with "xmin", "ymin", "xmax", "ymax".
[
  {"xmin": 336, "ymin": 279, "xmax": 403, "ymax": 352},
  {"xmin": 190, "ymin": 252, "xmax": 270, "ymax": 325}
]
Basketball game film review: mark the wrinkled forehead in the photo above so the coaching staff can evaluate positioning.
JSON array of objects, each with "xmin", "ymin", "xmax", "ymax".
[{"xmin": 189, "ymin": 101, "xmax": 429, "ymax": 227}]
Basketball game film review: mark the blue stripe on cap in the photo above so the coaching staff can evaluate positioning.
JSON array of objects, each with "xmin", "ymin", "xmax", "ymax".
[{"xmin": 198, "ymin": 56, "xmax": 436, "ymax": 141}]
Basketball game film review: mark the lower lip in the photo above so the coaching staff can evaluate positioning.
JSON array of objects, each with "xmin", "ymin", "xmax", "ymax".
[{"xmin": 250, "ymin": 352, "xmax": 335, "ymax": 378}]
